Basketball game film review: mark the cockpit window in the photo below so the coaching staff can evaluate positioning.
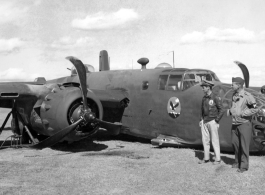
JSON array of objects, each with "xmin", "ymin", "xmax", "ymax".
[
  {"xmin": 158, "ymin": 70, "xmax": 220, "ymax": 91},
  {"xmin": 166, "ymin": 75, "xmax": 182, "ymax": 91},
  {"xmin": 196, "ymin": 74, "xmax": 212, "ymax": 81},
  {"xmin": 158, "ymin": 74, "xmax": 182, "ymax": 91},
  {"xmin": 182, "ymin": 72, "xmax": 218, "ymax": 91},
  {"xmin": 182, "ymin": 80, "xmax": 197, "ymax": 91},
  {"xmin": 158, "ymin": 75, "xmax": 169, "ymax": 90},
  {"xmin": 184, "ymin": 74, "xmax": 195, "ymax": 79},
  {"xmin": 211, "ymin": 73, "xmax": 220, "ymax": 81}
]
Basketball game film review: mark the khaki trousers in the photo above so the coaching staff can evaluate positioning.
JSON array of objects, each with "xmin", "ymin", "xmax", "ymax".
[
  {"xmin": 201, "ymin": 120, "xmax": 221, "ymax": 161},
  {"xmin": 231, "ymin": 121, "xmax": 252, "ymax": 170}
]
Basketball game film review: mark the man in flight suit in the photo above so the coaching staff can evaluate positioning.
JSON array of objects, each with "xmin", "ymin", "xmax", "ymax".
[
  {"xmin": 199, "ymin": 80, "xmax": 224, "ymax": 165},
  {"xmin": 228, "ymin": 77, "xmax": 261, "ymax": 173}
]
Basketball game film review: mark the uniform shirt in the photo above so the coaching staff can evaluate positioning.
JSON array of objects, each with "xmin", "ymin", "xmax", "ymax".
[
  {"xmin": 201, "ymin": 92, "xmax": 224, "ymax": 124},
  {"xmin": 230, "ymin": 89, "xmax": 258, "ymax": 125}
]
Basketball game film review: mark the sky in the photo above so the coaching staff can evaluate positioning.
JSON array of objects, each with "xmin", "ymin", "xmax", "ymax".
[{"xmin": 0, "ymin": 0, "xmax": 265, "ymax": 87}]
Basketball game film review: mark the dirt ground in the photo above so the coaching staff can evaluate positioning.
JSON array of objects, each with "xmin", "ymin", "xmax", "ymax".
[{"xmin": 0, "ymin": 108, "xmax": 265, "ymax": 195}]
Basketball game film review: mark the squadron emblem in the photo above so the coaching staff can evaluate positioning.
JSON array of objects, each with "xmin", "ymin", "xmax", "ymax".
[
  {"xmin": 167, "ymin": 97, "xmax": 181, "ymax": 119},
  {"xmin": 209, "ymin": 100, "xmax": 214, "ymax": 106}
]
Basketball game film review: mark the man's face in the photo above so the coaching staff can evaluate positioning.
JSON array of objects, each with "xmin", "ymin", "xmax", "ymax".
[
  {"xmin": 232, "ymin": 82, "xmax": 240, "ymax": 91},
  {"xmin": 201, "ymin": 85, "xmax": 210, "ymax": 94}
]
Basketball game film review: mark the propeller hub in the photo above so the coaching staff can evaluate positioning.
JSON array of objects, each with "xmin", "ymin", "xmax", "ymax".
[{"xmin": 83, "ymin": 112, "xmax": 95, "ymax": 123}]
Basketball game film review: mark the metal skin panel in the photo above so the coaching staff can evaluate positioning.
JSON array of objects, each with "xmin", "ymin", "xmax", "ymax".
[
  {"xmin": 0, "ymin": 57, "xmax": 264, "ymax": 151},
  {"xmin": 37, "ymin": 87, "xmax": 103, "ymax": 142},
  {"xmin": 72, "ymin": 68, "xmax": 264, "ymax": 152},
  {"xmin": 80, "ymin": 69, "xmax": 223, "ymax": 147}
]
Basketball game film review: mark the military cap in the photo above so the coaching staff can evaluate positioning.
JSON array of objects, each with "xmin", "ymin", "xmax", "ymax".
[
  {"xmin": 200, "ymin": 80, "xmax": 214, "ymax": 87},
  {"xmin": 232, "ymin": 77, "xmax": 244, "ymax": 85}
]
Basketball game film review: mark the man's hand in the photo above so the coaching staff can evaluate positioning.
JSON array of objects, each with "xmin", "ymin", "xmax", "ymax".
[
  {"xmin": 199, "ymin": 120, "xmax": 203, "ymax": 127},
  {"xmin": 214, "ymin": 120, "xmax": 220, "ymax": 127}
]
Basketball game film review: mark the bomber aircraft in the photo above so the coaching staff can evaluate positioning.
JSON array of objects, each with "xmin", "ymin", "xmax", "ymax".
[{"xmin": 0, "ymin": 50, "xmax": 265, "ymax": 152}]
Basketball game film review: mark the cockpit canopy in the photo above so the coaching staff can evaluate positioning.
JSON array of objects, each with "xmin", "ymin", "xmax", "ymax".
[{"xmin": 158, "ymin": 69, "xmax": 220, "ymax": 91}]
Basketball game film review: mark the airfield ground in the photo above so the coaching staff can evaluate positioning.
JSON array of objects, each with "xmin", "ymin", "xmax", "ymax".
[{"xmin": 0, "ymin": 108, "xmax": 265, "ymax": 195}]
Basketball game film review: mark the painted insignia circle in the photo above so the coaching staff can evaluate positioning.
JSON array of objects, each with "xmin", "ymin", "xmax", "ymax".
[
  {"xmin": 209, "ymin": 100, "xmax": 214, "ymax": 106},
  {"xmin": 167, "ymin": 97, "xmax": 181, "ymax": 119}
]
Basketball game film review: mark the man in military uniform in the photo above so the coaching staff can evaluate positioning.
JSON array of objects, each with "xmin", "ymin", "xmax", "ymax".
[
  {"xmin": 199, "ymin": 80, "xmax": 224, "ymax": 165},
  {"xmin": 228, "ymin": 77, "xmax": 261, "ymax": 173}
]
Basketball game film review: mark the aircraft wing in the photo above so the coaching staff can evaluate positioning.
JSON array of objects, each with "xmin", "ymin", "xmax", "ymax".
[{"xmin": 0, "ymin": 82, "xmax": 48, "ymax": 108}]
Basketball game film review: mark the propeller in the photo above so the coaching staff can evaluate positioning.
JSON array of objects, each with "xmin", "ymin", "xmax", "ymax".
[
  {"xmin": 66, "ymin": 56, "xmax": 122, "ymax": 134},
  {"xmin": 30, "ymin": 56, "xmax": 121, "ymax": 149},
  {"xmin": 234, "ymin": 61, "xmax": 249, "ymax": 88},
  {"xmin": 66, "ymin": 56, "xmax": 89, "ymax": 111},
  {"xmin": 31, "ymin": 119, "xmax": 82, "ymax": 149}
]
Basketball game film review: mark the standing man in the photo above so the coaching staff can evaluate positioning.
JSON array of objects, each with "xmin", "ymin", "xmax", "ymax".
[
  {"xmin": 228, "ymin": 77, "xmax": 261, "ymax": 173},
  {"xmin": 199, "ymin": 80, "xmax": 224, "ymax": 165}
]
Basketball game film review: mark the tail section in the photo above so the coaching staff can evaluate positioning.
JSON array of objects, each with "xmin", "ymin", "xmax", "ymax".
[{"xmin": 99, "ymin": 50, "xmax": 110, "ymax": 71}]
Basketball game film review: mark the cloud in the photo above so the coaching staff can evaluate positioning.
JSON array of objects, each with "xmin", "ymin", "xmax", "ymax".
[
  {"xmin": 258, "ymin": 31, "xmax": 265, "ymax": 41},
  {"xmin": 33, "ymin": 0, "xmax": 43, "ymax": 6},
  {"xmin": 50, "ymin": 36, "xmax": 96, "ymax": 49},
  {"xmin": 180, "ymin": 27, "xmax": 262, "ymax": 44},
  {"xmin": 0, "ymin": 68, "xmax": 40, "ymax": 82},
  {"xmin": 0, "ymin": 38, "xmax": 24, "ymax": 54},
  {"xmin": 72, "ymin": 8, "xmax": 139, "ymax": 30},
  {"xmin": 0, "ymin": 2, "xmax": 28, "ymax": 24}
]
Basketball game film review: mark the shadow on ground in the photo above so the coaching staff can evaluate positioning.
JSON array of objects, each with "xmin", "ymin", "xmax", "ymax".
[
  {"xmin": 2, "ymin": 128, "xmax": 265, "ymax": 156},
  {"xmin": 52, "ymin": 129, "xmax": 151, "ymax": 152},
  {"xmin": 194, "ymin": 150, "xmax": 234, "ymax": 165},
  {"xmin": 51, "ymin": 141, "xmax": 108, "ymax": 153}
]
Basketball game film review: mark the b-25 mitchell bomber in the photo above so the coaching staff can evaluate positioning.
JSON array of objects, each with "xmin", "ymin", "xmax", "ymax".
[{"xmin": 0, "ymin": 50, "xmax": 265, "ymax": 152}]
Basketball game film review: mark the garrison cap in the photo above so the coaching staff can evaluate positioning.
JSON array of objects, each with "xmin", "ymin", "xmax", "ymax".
[
  {"xmin": 232, "ymin": 77, "xmax": 244, "ymax": 85},
  {"xmin": 200, "ymin": 80, "xmax": 214, "ymax": 87}
]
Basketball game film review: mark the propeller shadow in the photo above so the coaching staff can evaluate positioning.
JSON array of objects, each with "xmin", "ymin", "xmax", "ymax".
[{"xmin": 51, "ymin": 138, "xmax": 108, "ymax": 153}]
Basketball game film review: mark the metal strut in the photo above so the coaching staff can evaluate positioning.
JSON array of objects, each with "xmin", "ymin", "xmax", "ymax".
[
  {"xmin": 0, "ymin": 110, "xmax": 12, "ymax": 135},
  {"xmin": 16, "ymin": 111, "xmax": 37, "ymax": 145}
]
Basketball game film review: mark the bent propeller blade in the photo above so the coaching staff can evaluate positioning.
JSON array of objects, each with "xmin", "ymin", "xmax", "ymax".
[
  {"xmin": 66, "ymin": 56, "xmax": 89, "ymax": 111},
  {"xmin": 30, "ymin": 119, "xmax": 83, "ymax": 149},
  {"xmin": 234, "ymin": 61, "xmax": 250, "ymax": 88},
  {"xmin": 94, "ymin": 118, "xmax": 122, "ymax": 135}
]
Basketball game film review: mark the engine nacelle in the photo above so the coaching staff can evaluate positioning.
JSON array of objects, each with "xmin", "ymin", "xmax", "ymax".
[{"xmin": 30, "ymin": 85, "xmax": 103, "ymax": 142}]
